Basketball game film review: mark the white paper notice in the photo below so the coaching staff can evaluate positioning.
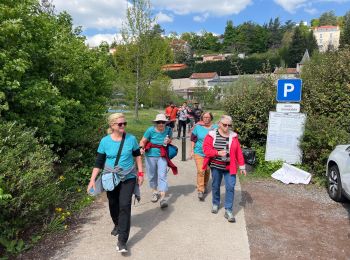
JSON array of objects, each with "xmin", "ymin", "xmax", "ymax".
[
  {"xmin": 272, "ymin": 163, "xmax": 311, "ymax": 184},
  {"xmin": 265, "ymin": 112, "xmax": 306, "ymax": 164}
]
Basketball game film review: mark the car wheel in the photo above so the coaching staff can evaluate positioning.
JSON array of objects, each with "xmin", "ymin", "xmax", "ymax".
[{"xmin": 327, "ymin": 164, "xmax": 344, "ymax": 202}]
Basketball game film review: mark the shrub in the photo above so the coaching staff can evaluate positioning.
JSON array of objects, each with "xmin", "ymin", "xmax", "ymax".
[
  {"xmin": 0, "ymin": 121, "xmax": 61, "ymax": 252},
  {"xmin": 224, "ymin": 74, "xmax": 276, "ymax": 147},
  {"xmin": 300, "ymin": 49, "xmax": 350, "ymax": 178}
]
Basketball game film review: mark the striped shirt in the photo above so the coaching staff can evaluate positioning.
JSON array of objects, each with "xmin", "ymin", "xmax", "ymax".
[{"xmin": 211, "ymin": 130, "xmax": 230, "ymax": 170}]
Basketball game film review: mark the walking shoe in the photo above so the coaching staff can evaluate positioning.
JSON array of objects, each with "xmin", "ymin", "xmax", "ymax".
[
  {"xmin": 211, "ymin": 204, "xmax": 219, "ymax": 214},
  {"xmin": 111, "ymin": 225, "xmax": 118, "ymax": 236},
  {"xmin": 160, "ymin": 198, "xmax": 168, "ymax": 208},
  {"xmin": 224, "ymin": 210, "xmax": 236, "ymax": 223},
  {"xmin": 198, "ymin": 192, "xmax": 204, "ymax": 201},
  {"xmin": 151, "ymin": 192, "xmax": 160, "ymax": 203},
  {"xmin": 116, "ymin": 241, "xmax": 128, "ymax": 253}
]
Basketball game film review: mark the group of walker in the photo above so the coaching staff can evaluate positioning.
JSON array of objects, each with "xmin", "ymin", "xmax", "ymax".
[{"xmin": 87, "ymin": 111, "xmax": 246, "ymax": 253}]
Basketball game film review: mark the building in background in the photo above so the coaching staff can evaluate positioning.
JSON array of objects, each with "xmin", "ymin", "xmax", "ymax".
[{"xmin": 313, "ymin": 26, "xmax": 340, "ymax": 52}]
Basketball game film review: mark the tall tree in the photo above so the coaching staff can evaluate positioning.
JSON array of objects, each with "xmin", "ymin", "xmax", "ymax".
[
  {"xmin": 235, "ymin": 22, "xmax": 269, "ymax": 54},
  {"xmin": 266, "ymin": 17, "xmax": 283, "ymax": 49},
  {"xmin": 287, "ymin": 27, "xmax": 307, "ymax": 66},
  {"xmin": 307, "ymin": 31, "xmax": 319, "ymax": 55},
  {"xmin": 340, "ymin": 11, "xmax": 350, "ymax": 47},
  {"xmin": 223, "ymin": 20, "xmax": 237, "ymax": 52},
  {"xmin": 117, "ymin": 0, "xmax": 171, "ymax": 119},
  {"xmin": 319, "ymin": 11, "xmax": 337, "ymax": 26}
]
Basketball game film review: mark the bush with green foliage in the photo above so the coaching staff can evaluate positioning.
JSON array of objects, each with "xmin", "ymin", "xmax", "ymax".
[
  {"xmin": 300, "ymin": 49, "xmax": 350, "ymax": 178},
  {"xmin": 0, "ymin": 121, "xmax": 60, "ymax": 253},
  {"xmin": 224, "ymin": 74, "xmax": 276, "ymax": 147},
  {"xmin": 0, "ymin": 1, "xmax": 115, "ymax": 255}
]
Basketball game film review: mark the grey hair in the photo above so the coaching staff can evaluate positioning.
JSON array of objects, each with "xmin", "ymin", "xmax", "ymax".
[{"xmin": 220, "ymin": 115, "xmax": 232, "ymax": 124}]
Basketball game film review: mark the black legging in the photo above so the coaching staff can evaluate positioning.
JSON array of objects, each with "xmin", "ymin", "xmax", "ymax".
[
  {"xmin": 106, "ymin": 178, "xmax": 136, "ymax": 243},
  {"xmin": 178, "ymin": 120, "xmax": 186, "ymax": 138}
]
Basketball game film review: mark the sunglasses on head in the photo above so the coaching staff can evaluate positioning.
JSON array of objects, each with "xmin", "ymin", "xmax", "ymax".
[
  {"xmin": 221, "ymin": 123, "xmax": 232, "ymax": 127},
  {"xmin": 156, "ymin": 121, "xmax": 166, "ymax": 124},
  {"xmin": 114, "ymin": 122, "xmax": 127, "ymax": 127}
]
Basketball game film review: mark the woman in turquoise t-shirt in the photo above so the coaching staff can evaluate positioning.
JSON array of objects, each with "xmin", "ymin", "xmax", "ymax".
[
  {"xmin": 190, "ymin": 112, "xmax": 217, "ymax": 201},
  {"xmin": 139, "ymin": 114, "xmax": 172, "ymax": 208},
  {"xmin": 87, "ymin": 113, "xmax": 143, "ymax": 253}
]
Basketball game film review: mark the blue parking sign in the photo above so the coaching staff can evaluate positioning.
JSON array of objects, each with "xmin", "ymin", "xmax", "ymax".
[{"xmin": 277, "ymin": 79, "xmax": 302, "ymax": 102}]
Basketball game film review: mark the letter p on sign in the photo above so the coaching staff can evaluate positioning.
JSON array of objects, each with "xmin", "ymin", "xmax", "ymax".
[
  {"xmin": 277, "ymin": 79, "xmax": 302, "ymax": 102},
  {"xmin": 284, "ymin": 83, "xmax": 294, "ymax": 97}
]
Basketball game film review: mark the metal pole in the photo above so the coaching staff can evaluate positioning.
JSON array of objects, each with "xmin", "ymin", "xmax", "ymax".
[{"xmin": 181, "ymin": 137, "xmax": 186, "ymax": 161}]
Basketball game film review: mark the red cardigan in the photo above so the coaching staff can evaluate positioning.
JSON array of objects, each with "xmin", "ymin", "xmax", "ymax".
[{"xmin": 202, "ymin": 130, "xmax": 245, "ymax": 175}]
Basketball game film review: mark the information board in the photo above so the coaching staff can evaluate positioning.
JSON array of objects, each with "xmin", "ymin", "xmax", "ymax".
[{"xmin": 265, "ymin": 112, "xmax": 306, "ymax": 164}]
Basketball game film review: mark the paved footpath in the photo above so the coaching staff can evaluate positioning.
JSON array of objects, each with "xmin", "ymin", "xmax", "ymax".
[{"xmin": 51, "ymin": 138, "xmax": 250, "ymax": 260}]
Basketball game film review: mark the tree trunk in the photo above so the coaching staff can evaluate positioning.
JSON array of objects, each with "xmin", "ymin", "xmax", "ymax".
[{"xmin": 134, "ymin": 55, "xmax": 140, "ymax": 120}]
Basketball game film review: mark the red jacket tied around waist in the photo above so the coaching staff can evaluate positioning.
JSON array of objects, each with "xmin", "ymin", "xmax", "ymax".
[
  {"xmin": 202, "ymin": 130, "xmax": 245, "ymax": 175},
  {"xmin": 144, "ymin": 142, "xmax": 178, "ymax": 175}
]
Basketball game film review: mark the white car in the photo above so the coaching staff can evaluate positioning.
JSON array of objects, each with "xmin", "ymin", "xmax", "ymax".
[{"xmin": 326, "ymin": 145, "xmax": 350, "ymax": 202}]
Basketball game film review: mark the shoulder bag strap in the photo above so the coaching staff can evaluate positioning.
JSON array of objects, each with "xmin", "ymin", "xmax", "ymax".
[{"xmin": 114, "ymin": 132, "xmax": 126, "ymax": 167}]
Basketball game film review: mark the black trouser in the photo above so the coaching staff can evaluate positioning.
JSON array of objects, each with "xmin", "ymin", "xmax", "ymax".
[
  {"xmin": 166, "ymin": 121, "xmax": 175, "ymax": 129},
  {"xmin": 106, "ymin": 178, "xmax": 136, "ymax": 243},
  {"xmin": 178, "ymin": 120, "xmax": 186, "ymax": 138}
]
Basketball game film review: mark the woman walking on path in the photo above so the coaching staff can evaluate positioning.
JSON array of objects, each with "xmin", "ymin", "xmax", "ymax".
[
  {"xmin": 177, "ymin": 102, "xmax": 189, "ymax": 139},
  {"xmin": 139, "ymin": 114, "xmax": 177, "ymax": 208},
  {"xmin": 202, "ymin": 115, "xmax": 246, "ymax": 223},
  {"xmin": 190, "ymin": 112, "xmax": 217, "ymax": 201},
  {"xmin": 87, "ymin": 113, "xmax": 144, "ymax": 253}
]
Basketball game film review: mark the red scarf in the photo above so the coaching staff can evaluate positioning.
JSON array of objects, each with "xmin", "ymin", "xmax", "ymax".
[{"xmin": 144, "ymin": 142, "xmax": 178, "ymax": 175}]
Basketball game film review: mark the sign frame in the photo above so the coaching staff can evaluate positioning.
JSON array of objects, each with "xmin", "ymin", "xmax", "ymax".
[{"xmin": 276, "ymin": 79, "xmax": 302, "ymax": 102}]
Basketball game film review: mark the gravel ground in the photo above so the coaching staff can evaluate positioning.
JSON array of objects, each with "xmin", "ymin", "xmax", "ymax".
[{"xmin": 241, "ymin": 179, "xmax": 350, "ymax": 260}]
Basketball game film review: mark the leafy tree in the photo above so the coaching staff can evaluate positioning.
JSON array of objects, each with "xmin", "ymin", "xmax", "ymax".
[
  {"xmin": 116, "ymin": 0, "xmax": 172, "ymax": 119},
  {"xmin": 0, "ymin": 0, "xmax": 114, "ymax": 146},
  {"xmin": 307, "ymin": 31, "xmax": 318, "ymax": 55},
  {"xmin": 319, "ymin": 11, "xmax": 337, "ymax": 26},
  {"xmin": 287, "ymin": 26, "xmax": 307, "ymax": 66},
  {"xmin": 223, "ymin": 20, "xmax": 237, "ymax": 52},
  {"xmin": 201, "ymin": 31, "xmax": 221, "ymax": 52},
  {"xmin": 311, "ymin": 18, "xmax": 320, "ymax": 27},
  {"xmin": 235, "ymin": 22, "xmax": 269, "ymax": 54},
  {"xmin": 340, "ymin": 11, "xmax": 350, "ymax": 47},
  {"xmin": 266, "ymin": 17, "xmax": 283, "ymax": 49}
]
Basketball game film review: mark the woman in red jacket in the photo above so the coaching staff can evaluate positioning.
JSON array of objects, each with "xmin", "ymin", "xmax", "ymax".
[{"xmin": 202, "ymin": 115, "xmax": 246, "ymax": 223}]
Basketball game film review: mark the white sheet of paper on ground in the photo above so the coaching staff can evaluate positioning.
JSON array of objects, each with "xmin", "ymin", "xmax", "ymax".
[{"xmin": 271, "ymin": 163, "xmax": 312, "ymax": 184}]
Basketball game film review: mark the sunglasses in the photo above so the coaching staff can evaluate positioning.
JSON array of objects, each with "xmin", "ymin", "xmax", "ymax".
[
  {"xmin": 156, "ymin": 121, "xmax": 166, "ymax": 124},
  {"xmin": 221, "ymin": 123, "xmax": 232, "ymax": 127},
  {"xmin": 114, "ymin": 122, "xmax": 127, "ymax": 127}
]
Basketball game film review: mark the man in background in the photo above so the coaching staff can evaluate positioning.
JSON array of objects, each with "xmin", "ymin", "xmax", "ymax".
[{"xmin": 192, "ymin": 101, "xmax": 203, "ymax": 124}]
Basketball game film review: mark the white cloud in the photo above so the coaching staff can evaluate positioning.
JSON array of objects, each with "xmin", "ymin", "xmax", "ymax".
[
  {"xmin": 274, "ymin": 0, "xmax": 307, "ymax": 13},
  {"xmin": 85, "ymin": 33, "xmax": 122, "ymax": 47},
  {"xmin": 304, "ymin": 8, "xmax": 318, "ymax": 15},
  {"xmin": 155, "ymin": 12, "xmax": 174, "ymax": 23},
  {"xmin": 193, "ymin": 13, "xmax": 209, "ymax": 23},
  {"xmin": 152, "ymin": 0, "xmax": 252, "ymax": 16},
  {"xmin": 53, "ymin": 0, "xmax": 127, "ymax": 30},
  {"xmin": 274, "ymin": 0, "xmax": 350, "ymax": 13}
]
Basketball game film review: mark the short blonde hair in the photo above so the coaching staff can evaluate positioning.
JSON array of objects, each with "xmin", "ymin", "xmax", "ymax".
[{"xmin": 107, "ymin": 113, "xmax": 125, "ymax": 134}]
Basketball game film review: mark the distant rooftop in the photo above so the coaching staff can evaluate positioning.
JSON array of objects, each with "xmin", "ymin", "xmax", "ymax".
[
  {"xmin": 314, "ymin": 25, "xmax": 339, "ymax": 31},
  {"xmin": 162, "ymin": 64, "xmax": 188, "ymax": 71},
  {"xmin": 190, "ymin": 72, "xmax": 218, "ymax": 79}
]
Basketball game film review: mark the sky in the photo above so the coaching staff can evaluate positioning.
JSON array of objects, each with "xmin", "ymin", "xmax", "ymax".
[{"xmin": 52, "ymin": 0, "xmax": 350, "ymax": 46}]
